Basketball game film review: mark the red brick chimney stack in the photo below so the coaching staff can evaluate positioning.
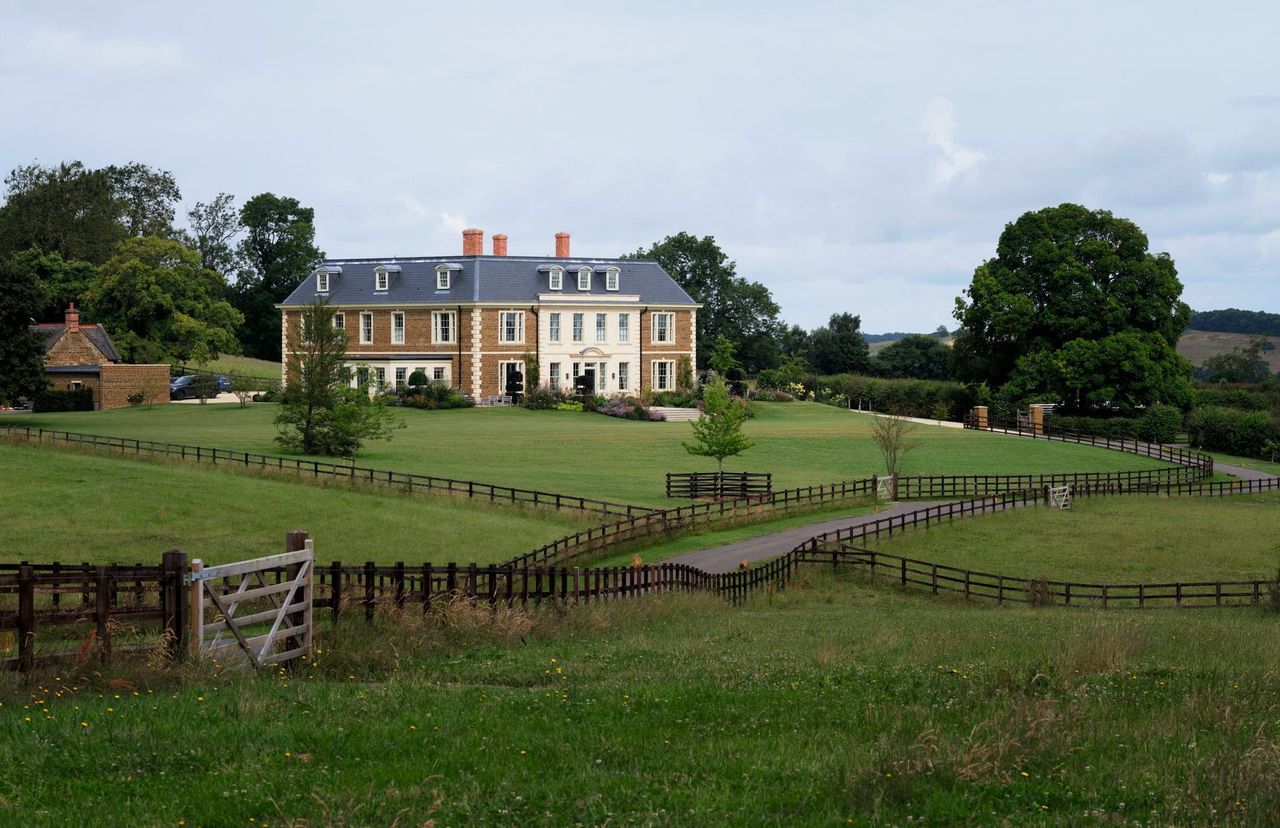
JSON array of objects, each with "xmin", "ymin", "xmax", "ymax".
[
  {"xmin": 555, "ymin": 232, "xmax": 571, "ymax": 257},
  {"xmin": 492, "ymin": 234, "xmax": 508, "ymax": 256},
  {"xmin": 462, "ymin": 228, "xmax": 484, "ymax": 255},
  {"xmin": 65, "ymin": 302, "xmax": 80, "ymax": 332}
]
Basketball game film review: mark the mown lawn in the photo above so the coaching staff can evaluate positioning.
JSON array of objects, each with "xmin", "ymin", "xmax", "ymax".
[
  {"xmin": 869, "ymin": 492, "xmax": 1280, "ymax": 583},
  {"xmin": 2, "ymin": 402, "xmax": 1173, "ymax": 506},
  {"xmin": 5, "ymin": 573, "xmax": 1280, "ymax": 825},
  {"xmin": 0, "ymin": 443, "xmax": 591, "ymax": 566}
]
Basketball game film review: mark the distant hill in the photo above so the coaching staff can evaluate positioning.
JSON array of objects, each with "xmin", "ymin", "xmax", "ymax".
[
  {"xmin": 1178, "ymin": 330, "xmax": 1280, "ymax": 373},
  {"xmin": 1188, "ymin": 309, "xmax": 1280, "ymax": 337}
]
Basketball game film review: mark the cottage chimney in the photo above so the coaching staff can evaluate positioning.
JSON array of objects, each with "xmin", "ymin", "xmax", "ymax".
[
  {"xmin": 555, "ymin": 232, "xmax": 571, "ymax": 257},
  {"xmin": 462, "ymin": 228, "xmax": 484, "ymax": 255},
  {"xmin": 492, "ymin": 234, "xmax": 508, "ymax": 256},
  {"xmin": 65, "ymin": 302, "xmax": 80, "ymax": 332}
]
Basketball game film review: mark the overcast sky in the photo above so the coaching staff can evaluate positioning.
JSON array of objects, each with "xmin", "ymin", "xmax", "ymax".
[{"xmin": 2, "ymin": 1, "xmax": 1278, "ymax": 331}]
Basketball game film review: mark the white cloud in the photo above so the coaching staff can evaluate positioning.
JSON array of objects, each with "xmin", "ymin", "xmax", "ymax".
[
  {"xmin": 1207, "ymin": 173, "xmax": 1231, "ymax": 185},
  {"xmin": 922, "ymin": 98, "xmax": 984, "ymax": 185}
]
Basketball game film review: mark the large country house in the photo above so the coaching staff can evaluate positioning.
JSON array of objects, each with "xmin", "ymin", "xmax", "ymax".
[{"xmin": 278, "ymin": 230, "xmax": 699, "ymax": 399}]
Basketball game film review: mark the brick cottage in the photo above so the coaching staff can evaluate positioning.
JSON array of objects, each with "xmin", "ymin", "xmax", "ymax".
[
  {"xmin": 278, "ymin": 230, "xmax": 699, "ymax": 399},
  {"xmin": 31, "ymin": 304, "xmax": 170, "ymax": 410}
]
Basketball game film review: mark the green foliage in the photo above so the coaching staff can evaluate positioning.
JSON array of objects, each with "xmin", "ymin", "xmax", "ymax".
[
  {"xmin": 676, "ymin": 354, "xmax": 694, "ymax": 392},
  {"xmin": 106, "ymin": 162, "xmax": 182, "ymax": 238},
  {"xmin": 806, "ymin": 313, "xmax": 871, "ymax": 375},
  {"xmin": 521, "ymin": 351, "xmax": 540, "ymax": 389},
  {"xmin": 234, "ymin": 193, "xmax": 323, "ymax": 361},
  {"xmin": 625, "ymin": 232, "xmax": 783, "ymax": 372},
  {"xmin": 954, "ymin": 203, "xmax": 1193, "ymax": 411},
  {"xmin": 806, "ymin": 373, "xmax": 981, "ymax": 421},
  {"xmin": 1197, "ymin": 338, "xmax": 1272, "ymax": 384},
  {"xmin": 1186, "ymin": 406, "xmax": 1280, "ymax": 460},
  {"xmin": 1137, "ymin": 404, "xmax": 1183, "ymax": 444},
  {"xmin": 407, "ymin": 369, "xmax": 429, "ymax": 388},
  {"xmin": 682, "ymin": 380, "xmax": 755, "ymax": 472},
  {"xmin": 1044, "ymin": 414, "xmax": 1139, "ymax": 440},
  {"xmin": 0, "ymin": 255, "xmax": 48, "ymax": 404},
  {"xmin": 393, "ymin": 382, "xmax": 474, "ymax": 411},
  {"xmin": 6, "ymin": 248, "xmax": 98, "ymax": 322},
  {"xmin": 176, "ymin": 193, "xmax": 242, "ymax": 275},
  {"xmin": 276, "ymin": 300, "xmax": 402, "ymax": 456},
  {"xmin": 1193, "ymin": 385, "xmax": 1278, "ymax": 413},
  {"xmin": 1189, "ymin": 308, "xmax": 1280, "ymax": 337},
  {"xmin": 707, "ymin": 336, "xmax": 738, "ymax": 376},
  {"xmin": 873, "ymin": 334, "xmax": 953, "ymax": 380},
  {"xmin": 83, "ymin": 236, "xmax": 242, "ymax": 364},
  {"xmin": 0, "ymin": 161, "xmax": 126, "ymax": 264},
  {"xmin": 33, "ymin": 388, "xmax": 94, "ymax": 412},
  {"xmin": 755, "ymin": 356, "xmax": 808, "ymax": 389}
]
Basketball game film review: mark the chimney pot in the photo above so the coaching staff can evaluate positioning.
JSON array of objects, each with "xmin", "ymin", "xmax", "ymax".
[
  {"xmin": 462, "ymin": 228, "xmax": 484, "ymax": 256},
  {"xmin": 65, "ymin": 302, "xmax": 80, "ymax": 332},
  {"xmin": 492, "ymin": 234, "xmax": 508, "ymax": 256},
  {"xmin": 555, "ymin": 232, "xmax": 571, "ymax": 258}
]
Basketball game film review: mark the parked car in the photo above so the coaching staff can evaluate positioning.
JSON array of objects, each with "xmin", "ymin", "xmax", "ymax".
[{"xmin": 170, "ymin": 374, "xmax": 232, "ymax": 400}]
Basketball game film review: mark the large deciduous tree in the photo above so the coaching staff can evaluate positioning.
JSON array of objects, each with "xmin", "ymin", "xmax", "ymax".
[
  {"xmin": 807, "ymin": 312, "xmax": 871, "ymax": 375},
  {"xmin": 874, "ymin": 334, "xmax": 953, "ymax": 380},
  {"xmin": 83, "ymin": 236, "xmax": 243, "ymax": 364},
  {"xmin": 234, "ymin": 193, "xmax": 324, "ymax": 361},
  {"xmin": 0, "ymin": 255, "xmax": 48, "ymax": 404},
  {"xmin": 0, "ymin": 162, "xmax": 125, "ymax": 264},
  {"xmin": 625, "ymin": 232, "xmax": 783, "ymax": 373},
  {"xmin": 6, "ymin": 248, "xmax": 99, "ymax": 322},
  {"xmin": 179, "ymin": 193, "xmax": 243, "ymax": 276},
  {"xmin": 953, "ymin": 204, "xmax": 1193, "ymax": 412},
  {"xmin": 106, "ymin": 163, "xmax": 182, "ymax": 238}
]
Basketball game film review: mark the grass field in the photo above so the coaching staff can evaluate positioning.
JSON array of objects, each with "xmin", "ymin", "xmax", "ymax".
[
  {"xmin": 0, "ymin": 443, "xmax": 592, "ymax": 566},
  {"xmin": 1179, "ymin": 329, "xmax": 1280, "ymax": 371},
  {"xmin": 193, "ymin": 354, "xmax": 282, "ymax": 382},
  {"xmin": 869, "ymin": 493, "xmax": 1280, "ymax": 583},
  {"xmin": 1, "ymin": 402, "xmax": 1173, "ymax": 506},
  {"xmin": 6, "ymin": 572, "xmax": 1280, "ymax": 825}
]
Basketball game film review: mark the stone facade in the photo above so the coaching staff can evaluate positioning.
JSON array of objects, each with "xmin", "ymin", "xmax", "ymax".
[{"xmin": 33, "ymin": 304, "xmax": 169, "ymax": 410}]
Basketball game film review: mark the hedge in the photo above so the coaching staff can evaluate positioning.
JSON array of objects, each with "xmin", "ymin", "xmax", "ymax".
[
  {"xmin": 804, "ymin": 374, "xmax": 981, "ymax": 421},
  {"xmin": 1192, "ymin": 385, "xmax": 1279, "ymax": 413},
  {"xmin": 33, "ymin": 388, "xmax": 95, "ymax": 412},
  {"xmin": 1186, "ymin": 406, "xmax": 1280, "ymax": 459}
]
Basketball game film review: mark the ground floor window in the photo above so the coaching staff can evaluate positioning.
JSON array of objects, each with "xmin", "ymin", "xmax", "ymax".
[
  {"xmin": 394, "ymin": 367, "xmax": 406, "ymax": 390},
  {"xmin": 618, "ymin": 362, "xmax": 629, "ymax": 392},
  {"xmin": 549, "ymin": 362, "xmax": 561, "ymax": 391},
  {"xmin": 374, "ymin": 367, "xmax": 387, "ymax": 390},
  {"xmin": 433, "ymin": 366, "xmax": 446, "ymax": 382},
  {"xmin": 654, "ymin": 360, "xmax": 674, "ymax": 391}
]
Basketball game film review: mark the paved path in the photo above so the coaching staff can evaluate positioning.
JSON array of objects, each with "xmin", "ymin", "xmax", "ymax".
[{"xmin": 669, "ymin": 500, "xmax": 948, "ymax": 574}]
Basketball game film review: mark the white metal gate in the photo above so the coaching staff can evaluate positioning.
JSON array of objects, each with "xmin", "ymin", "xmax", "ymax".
[{"xmin": 189, "ymin": 534, "xmax": 313, "ymax": 669}]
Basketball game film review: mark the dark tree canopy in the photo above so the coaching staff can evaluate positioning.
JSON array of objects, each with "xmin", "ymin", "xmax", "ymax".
[
  {"xmin": 874, "ymin": 334, "xmax": 953, "ymax": 380},
  {"xmin": 234, "ymin": 193, "xmax": 323, "ymax": 361},
  {"xmin": 807, "ymin": 312, "xmax": 871, "ymax": 375},
  {"xmin": 179, "ymin": 193, "xmax": 243, "ymax": 276},
  {"xmin": 107, "ymin": 163, "xmax": 182, "ymax": 238},
  {"xmin": 953, "ymin": 204, "xmax": 1193, "ymax": 412},
  {"xmin": 7, "ymin": 248, "xmax": 99, "ymax": 322},
  {"xmin": 0, "ymin": 255, "xmax": 49, "ymax": 404},
  {"xmin": 625, "ymin": 232, "xmax": 783, "ymax": 373},
  {"xmin": 1189, "ymin": 309, "xmax": 1280, "ymax": 337},
  {"xmin": 0, "ymin": 162, "xmax": 125, "ymax": 264},
  {"xmin": 1197, "ymin": 339, "xmax": 1273, "ymax": 384}
]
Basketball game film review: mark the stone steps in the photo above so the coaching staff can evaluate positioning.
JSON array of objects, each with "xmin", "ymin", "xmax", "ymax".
[{"xmin": 651, "ymin": 406, "xmax": 702, "ymax": 422}]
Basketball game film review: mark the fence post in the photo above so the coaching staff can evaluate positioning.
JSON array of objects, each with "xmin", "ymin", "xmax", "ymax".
[
  {"xmin": 188, "ymin": 559, "xmax": 204, "ymax": 657},
  {"xmin": 17, "ymin": 564, "xmax": 34, "ymax": 672},
  {"xmin": 423, "ymin": 564, "xmax": 433, "ymax": 614},
  {"xmin": 331, "ymin": 561, "xmax": 344, "ymax": 624},
  {"xmin": 364, "ymin": 560, "xmax": 376, "ymax": 621},
  {"xmin": 96, "ymin": 565, "xmax": 112, "ymax": 663},
  {"xmin": 394, "ymin": 561, "xmax": 406, "ymax": 611},
  {"xmin": 160, "ymin": 549, "xmax": 188, "ymax": 661}
]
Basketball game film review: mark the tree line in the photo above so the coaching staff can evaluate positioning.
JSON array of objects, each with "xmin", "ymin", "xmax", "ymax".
[
  {"xmin": 0, "ymin": 160, "xmax": 322, "ymax": 403},
  {"xmin": 1188, "ymin": 309, "xmax": 1280, "ymax": 337}
]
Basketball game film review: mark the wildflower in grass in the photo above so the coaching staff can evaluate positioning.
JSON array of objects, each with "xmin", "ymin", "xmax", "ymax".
[{"xmin": 80, "ymin": 722, "xmax": 88, "ymax": 728}]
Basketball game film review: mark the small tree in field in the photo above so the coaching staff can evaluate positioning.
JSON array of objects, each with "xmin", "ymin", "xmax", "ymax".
[
  {"xmin": 276, "ymin": 300, "xmax": 401, "ymax": 457},
  {"xmin": 683, "ymin": 380, "xmax": 754, "ymax": 473},
  {"xmin": 870, "ymin": 413, "xmax": 921, "ymax": 477}
]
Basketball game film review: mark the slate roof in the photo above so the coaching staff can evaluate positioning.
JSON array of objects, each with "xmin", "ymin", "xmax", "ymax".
[
  {"xmin": 279, "ymin": 256, "xmax": 698, "ymax": 308},
  {"xmin": 31, "ymin": 324, "xmax": 122, "ymax": 363}
]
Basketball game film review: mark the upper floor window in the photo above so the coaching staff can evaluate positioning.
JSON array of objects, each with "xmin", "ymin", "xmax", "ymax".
[
  {"xmin": 432, "ymin": 311, "xmax": 455, "ymax": 344},
  {"xmin": 606, "ymin": 267, "xmax": 620, "ymax": 291},
  {"xmin": 499, "ymin": 311, "xmax": 525, "ymax": 344},
  {"xmin": 375, "ymin": 268, "xmax": 390, "ymax": 292},
  {"xmin": 595, "ymin": 313, "xmax": 607, "ymax": 343},
  {"xmin": 436, "ymin": 266, "xmax": 451, "ymax": 290},
  {"xmin": 333, "ymin": 312, "xmax": 345, "ymax": 331},
  {"xmin": 316, "ymin": 271, "xmax": 329, "ymax": 293},
  {"xmin": 360, "ymin": 312, "xmax": 373, "ymax": 344},
  {"xmin": 618, "ymin": 313, "xmax": 629, "ymax": 343},
  {"xmin": 572, "ymin": 312, "xmax": 584, "ymax": 343},
  {"xmin": 653, "ymin": 312, "xmax": 674, "ymax": 344},
  {"xmin": 549, "ymin": 266, "xmax": 564, "ymax": 291},
  {"xmin": 392, "ymin": 312, "xmax": 405, "ymax": 344},
  {"xmin": 577, "ymin": 267, "xmax": 592, "ymax": 291},
  {"xmin": 549, "ymin": 312, "xmax": 561, "ymax": 343}
]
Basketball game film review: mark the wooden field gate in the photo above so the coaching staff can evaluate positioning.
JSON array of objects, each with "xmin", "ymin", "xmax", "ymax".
[{"xmin": 189, "ymin": 530, "xmax": 314, "ymax": 669}]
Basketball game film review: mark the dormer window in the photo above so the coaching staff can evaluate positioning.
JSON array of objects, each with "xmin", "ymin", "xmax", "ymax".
[
  {"xmin": 549, "ymin": 266, "xmax": 564, "ymax": 291},
  {"xmin": 374, "ymin": 267, "xmax": 390, "ymax": 292},
  {"xmin": 436, "ymin": 266, "xmax": 450, "ymax": 290},
  {"xmin": 606, "ymin": 267, "xmax": 620, "ymax": 291},
  {"xmin": 316, "ymin": 270, "xmax": 329, "ymax": 293},
  {"xmin": 577, "ymin": 267, "xmax": 592, "ymax": 291}
]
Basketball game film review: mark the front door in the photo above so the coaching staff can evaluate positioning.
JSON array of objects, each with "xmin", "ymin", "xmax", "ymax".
[{"xmin": 583, "ymin": 365, "xmax": 597, "ymax": 393}]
